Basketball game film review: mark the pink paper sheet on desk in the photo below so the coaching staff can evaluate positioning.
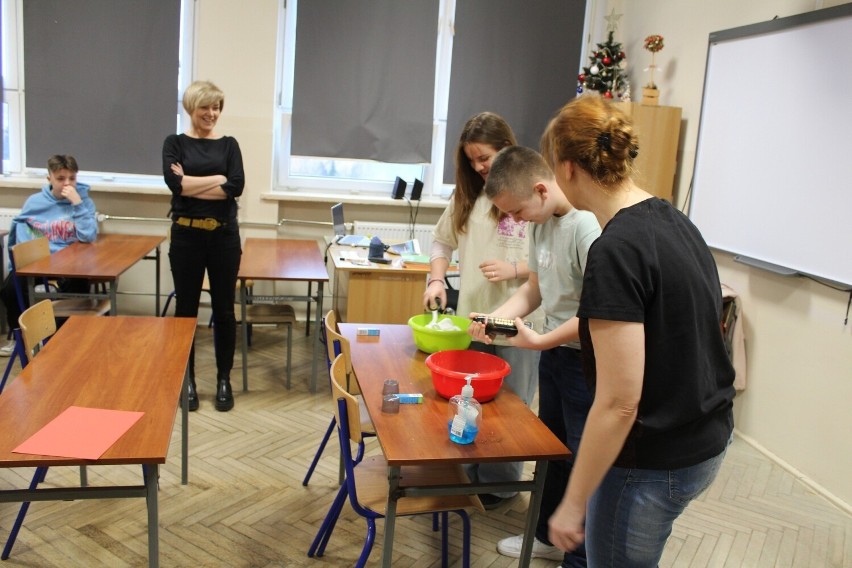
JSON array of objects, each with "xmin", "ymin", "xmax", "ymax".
[{"xmin": 13, "ymin": 406, "xmax": 144, "ymax": 460}]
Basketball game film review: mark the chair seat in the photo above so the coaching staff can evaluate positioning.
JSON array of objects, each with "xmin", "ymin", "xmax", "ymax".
[
  {"xmin": 354, "ymin": 455, "xmax": 483, "ymax": 516},
  {"xmin": 241, "ymin": 303, "xmax": 296, "ymax": 325},
  {"xmin": 238, "ymin": 303, "xmax": 296, "ymax": 390},
  {"xmin": 53, "ymin": 298, "xmax": 112, "ymax": 318}
]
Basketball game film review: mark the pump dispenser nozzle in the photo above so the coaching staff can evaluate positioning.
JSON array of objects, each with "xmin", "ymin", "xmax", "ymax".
[{"xmin": 461, "ymin": 375, "xmax": 475, "ymax": 399}]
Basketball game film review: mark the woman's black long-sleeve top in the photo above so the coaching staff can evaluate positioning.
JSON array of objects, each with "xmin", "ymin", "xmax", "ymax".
[{"xmin": 162, "ymin": 133, "xmax": 245, "ymax": 222}]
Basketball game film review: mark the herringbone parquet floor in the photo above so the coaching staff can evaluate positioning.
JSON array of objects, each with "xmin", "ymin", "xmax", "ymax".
[{"xmin": 0, "ymin": 321, "xmax": 849, "ymax": 567}]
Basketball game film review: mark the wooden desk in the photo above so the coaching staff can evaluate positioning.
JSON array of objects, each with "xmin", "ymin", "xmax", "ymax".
[
  {"xmin": 0, "ymin": 315, "xmax": 195, "ymax": 567},
  {"xmin": 16, "ymin": 233, "xmax": 166, "ymax": 315},
  {"xmin": 339, "ymin": 323, "xmax": 569, "ymax": 568},
  {"xmin": 330, "ymin": 245, "xmax": 442, "ymax": 324},
  {"xmin": 238, "ymin": 238, "xmax": 329, "ymax": 393}
]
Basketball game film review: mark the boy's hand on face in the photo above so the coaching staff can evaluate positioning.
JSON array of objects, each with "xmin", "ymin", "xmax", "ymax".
[{"xmin": 60, "ymin": 183, "xmax": 82, "ymax": 205}]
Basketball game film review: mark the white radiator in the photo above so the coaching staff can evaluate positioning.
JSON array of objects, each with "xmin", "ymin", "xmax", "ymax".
[
  {"xmin": 1, "ymin": 208, "xmax": 20, "ymax": 279},
  {"xmin": 353, "ymin": 221, "xmax": 435, "ymax": 251},
  {"xmin": 0, "ymin": 208, "xmax": 19, "ymax": 231}
]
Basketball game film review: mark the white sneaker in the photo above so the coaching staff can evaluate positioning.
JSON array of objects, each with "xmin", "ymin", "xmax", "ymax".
[
  {"xmin": 0, "ymin": 340, "xmax": 15, "ymax": 357},
  {"xmin": 497, "ymin": 534, "xmax": 564, "ymax": 561}
]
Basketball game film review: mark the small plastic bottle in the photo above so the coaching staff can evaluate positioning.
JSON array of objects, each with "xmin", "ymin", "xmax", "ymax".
[{"xmin": 448, "ymin": 375, "xmax": 482, "ymax": 444}]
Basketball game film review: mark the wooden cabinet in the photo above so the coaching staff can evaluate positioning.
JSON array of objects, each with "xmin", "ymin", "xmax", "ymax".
[
  {"xmin": 614, "ymin": 102, "xmax": 682, "ymax": 202},
  {"xmin": 330, "ymin": 246, "xmax": 430, "ymax": 324},
  {"xmin": 334, "ymin": 266, "xmax": 428, "ymax": 324}
]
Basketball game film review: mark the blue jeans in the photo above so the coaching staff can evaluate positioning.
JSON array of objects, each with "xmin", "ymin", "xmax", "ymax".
[
  {"xmin": 537, "ymin": 346, "xmax": 591, "ymax": 567},
  {"xmin": 585, "ymin": 447, "xmax": 728, "ymax": 567},
  {"xmin": 465, "ymin": 342, "xmax": 539, "ymax": 496}
]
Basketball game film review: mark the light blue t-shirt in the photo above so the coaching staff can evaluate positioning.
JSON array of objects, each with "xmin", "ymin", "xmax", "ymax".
[{"xmin": 528, "ymin": 208, "xmax": 600, "ymax": 347}]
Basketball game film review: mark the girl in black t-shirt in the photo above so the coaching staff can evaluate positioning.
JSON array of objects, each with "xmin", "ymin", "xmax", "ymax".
[{"xmin": 540, "ymin": 94, "xmax": 735, "ymax": 567}]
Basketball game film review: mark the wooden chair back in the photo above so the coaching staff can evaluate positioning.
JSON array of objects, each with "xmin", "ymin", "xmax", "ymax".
[
  {"xmin": 330, "ymin": 354, "xmax": 364, "ymax": 444},
  {"xmin": 323, "ymin": 309, "xmax": 360, "ymax": 395},
  {"xmin": 10, "ymin": 236, "xmax": 51, "ymax": 269},
  {"xmin": 9, "ymin": 237, "xmax": 51, "ymax": 310},
  {"xmin": 323, "ymin": 309, "xmax": 342, "ymax": 360},
  {"xmin": 18, "ymin": 300, "xmax": 56, "ymax": 362}
]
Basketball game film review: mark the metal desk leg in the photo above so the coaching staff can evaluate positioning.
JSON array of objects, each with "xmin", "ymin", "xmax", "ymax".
[
  {"xmin": 144, "ymin": 464, "xmax": 160, "ymax": 568},
  {"xmin": 240, "ymin": 282, "xmax": 249, "ymax": 392},
  {"xmin": 0, "ymin": 237, "xmax": 5, "ymax": 336},
  {"xmin": 519, "ymin": 460, "xmax": 549, "ymax": 568},
  {"xmin": 27, "ymin": 278, "xmax": 36, "ymax": 310},
  {"xmin": 181, "ymin": 367, "xmax": 189, "ymax": 485},
  {"xmin": 381, "ymin": 465, "xmax": 401, "ymax": 567},
  {"xmin": 305, "ymin": 282, "xmax": 312, "ymax": 336},
  {"xmin": 109, "ymin": 281, "xmax": 118, "ymax": 315},
  {"xmin": 154, "ymin": 245, "xmax": 161, "ymax": 316},
  {"xmin": 310, "ymin": 282, "xmax": 323, "ymax": 393}
]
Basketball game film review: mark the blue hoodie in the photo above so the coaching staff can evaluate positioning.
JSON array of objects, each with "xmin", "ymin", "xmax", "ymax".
[{"xmin": 8, "ymin": 182, "xmax": 98, "ymax": 255}]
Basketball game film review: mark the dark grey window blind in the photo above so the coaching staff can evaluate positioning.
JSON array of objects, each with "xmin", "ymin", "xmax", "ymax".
[
  {"xmin": 1, "ymin": 7, "xmax": 4, "ymax": 167},
  {"xmin": 23, "ymin": 0, "xmax": 180, "ymax": 174},
  {"xmin": 443, "ymin": 0, "xmax": 587, "ymax": 183},
  {"xmin": 291, "ymin": 1, "xmax": 438, "ymax": 163}
]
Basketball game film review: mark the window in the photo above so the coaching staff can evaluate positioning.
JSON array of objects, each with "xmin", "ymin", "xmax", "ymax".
[
  {"xmin": 2, "ymin": 0, "xmax": 21, "ymax": 173},
  {"xmin": 1, "ymin": 0, "xmax": 193, "ymax": 182},
  {"xmin": 274, "ymin": 0, "xmax": 588, "ymax": 201},
  {"xmin": 275, "ymin": 0, "xmax": 445, "ymax": 198}
]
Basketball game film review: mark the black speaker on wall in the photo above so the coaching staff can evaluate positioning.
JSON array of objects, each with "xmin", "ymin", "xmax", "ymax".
[
  {"xmin": 391, "ymin": 176, "xmax": 407, "ymax": 199},
  {"xmin": 410, "ymin": 178, "xmax": 423, "ymax": 201}
]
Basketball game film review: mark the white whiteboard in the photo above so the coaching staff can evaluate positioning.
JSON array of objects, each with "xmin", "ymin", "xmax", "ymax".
[{"xmin": 688, "ymin": 5, "xmax": 852, "ymax": 287}]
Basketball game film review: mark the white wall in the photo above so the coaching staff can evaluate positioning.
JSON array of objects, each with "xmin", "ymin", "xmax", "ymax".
[
  {"xmin": 608, "ymin": 0, "xmax": 852, "ymax": 509},
  {"xmin": 193, "ymin": 0, "xmax": 279, "ymax": 230}
]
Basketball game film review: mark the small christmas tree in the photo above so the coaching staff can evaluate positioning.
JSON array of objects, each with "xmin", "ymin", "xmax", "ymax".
[{"xmin": 577, "ymin": 30, "xmax": 627, "ymax": 100}]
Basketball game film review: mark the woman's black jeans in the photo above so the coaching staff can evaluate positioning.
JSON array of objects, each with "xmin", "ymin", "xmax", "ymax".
[{"xmin": 168, "ymin": 222, "xmax": 241, "ymax": 381}]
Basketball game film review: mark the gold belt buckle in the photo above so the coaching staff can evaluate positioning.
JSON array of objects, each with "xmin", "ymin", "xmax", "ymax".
[
  {"xmin": 176, "ymin": 217, "xmax": 220, "ymax": 230},
  {"xmin": 195, "ymin": 218, "xmax": 220, "ymax": 230}
]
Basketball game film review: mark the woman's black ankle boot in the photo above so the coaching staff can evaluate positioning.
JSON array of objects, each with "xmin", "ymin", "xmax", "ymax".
[
  {"xmin": 215, "ymin": 375, "xmax": 234, "ymax": 411},
  {"xmin": 186, "ymin": 376, "xmax": 199, "ymax": 411}
]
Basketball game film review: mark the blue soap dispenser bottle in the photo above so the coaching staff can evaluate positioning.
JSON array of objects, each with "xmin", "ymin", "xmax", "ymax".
[{"xmin": 448, "ymin": 375, "xmax": 482, "ymax": 444}]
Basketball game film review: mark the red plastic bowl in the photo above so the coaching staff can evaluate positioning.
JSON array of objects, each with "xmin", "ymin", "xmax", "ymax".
[{"xmin": 424, "ymin": 350, "xmax": 511, "ymax": 402}]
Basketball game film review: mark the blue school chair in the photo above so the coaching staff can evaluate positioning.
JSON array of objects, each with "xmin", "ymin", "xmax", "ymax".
[{"xmin": 307, "ymin": 354, "xmax": 482, "ymax": 567}]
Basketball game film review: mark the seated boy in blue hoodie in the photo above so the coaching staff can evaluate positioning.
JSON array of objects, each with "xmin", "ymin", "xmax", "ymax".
[{"xmin": 0, "ymin": 155, "xmax": 98, "ymax": 356}]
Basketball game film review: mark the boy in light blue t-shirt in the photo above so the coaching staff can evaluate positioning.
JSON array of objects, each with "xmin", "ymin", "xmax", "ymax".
[{"xmin": 471, "ymin": 145, "xmax": 600, "ymax": 567}]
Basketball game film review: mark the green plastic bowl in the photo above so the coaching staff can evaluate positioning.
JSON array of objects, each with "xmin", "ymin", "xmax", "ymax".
[{"xmin": 408, "ymin": 313, "xmax": 472, "ymax": 353}]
